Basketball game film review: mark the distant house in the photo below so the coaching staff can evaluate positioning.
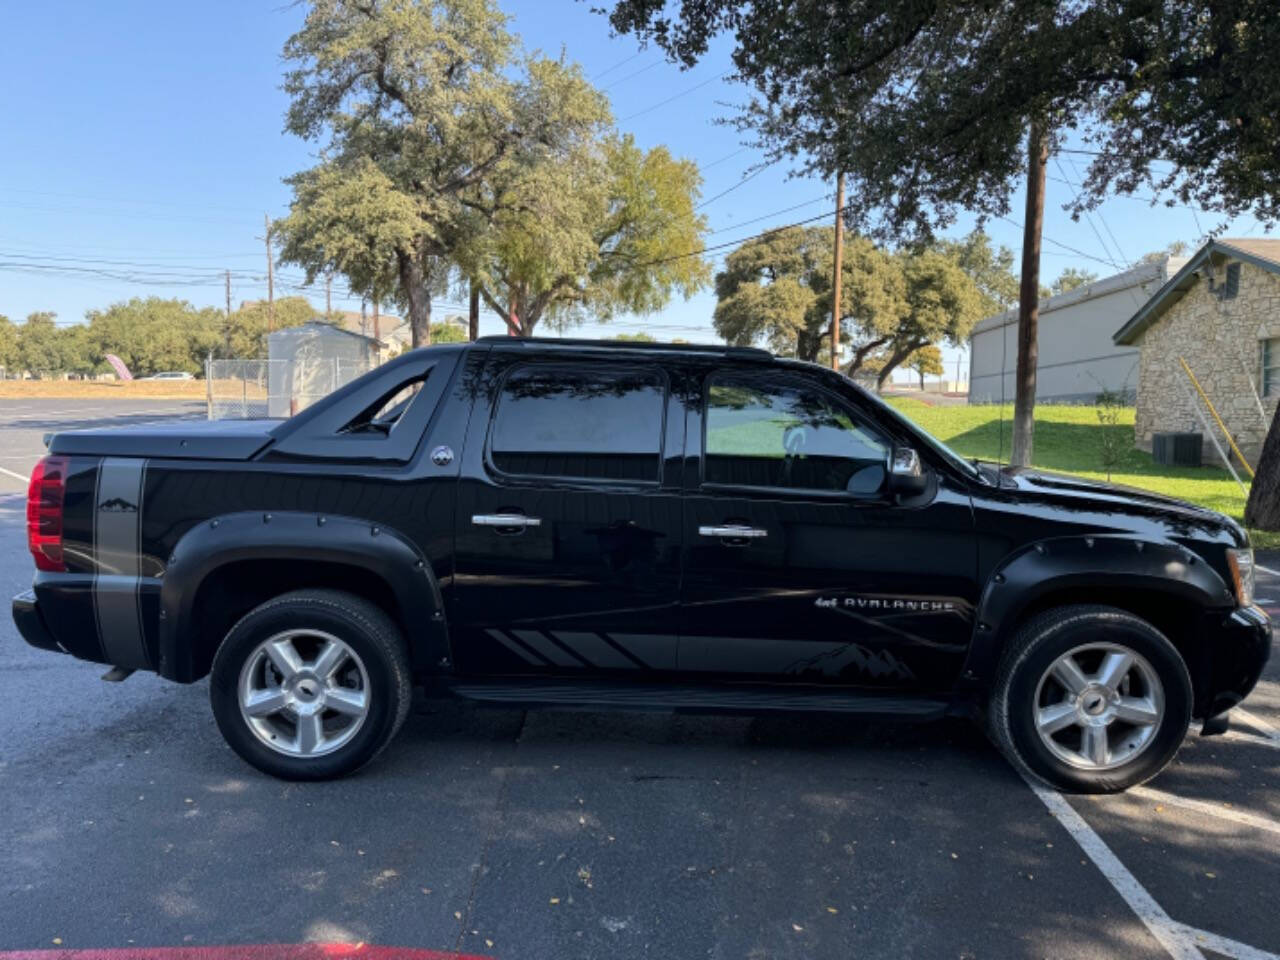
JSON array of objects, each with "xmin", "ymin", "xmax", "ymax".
[
  {"xmin": 968, "ymin": 257, "xmax": 1185, "ymax": 404},
  {"xmin": 266, "ymin": 321, "xmax": 383, "ymax": 417},
  {"xmin": 1113, "ymin": 238, "xmax": 1280, "ymax": 463}
]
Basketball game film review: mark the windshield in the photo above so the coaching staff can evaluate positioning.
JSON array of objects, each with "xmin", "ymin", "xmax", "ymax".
[{"xmin": 855, "ymin": 385, "xmax": 984, "ymax": 480}]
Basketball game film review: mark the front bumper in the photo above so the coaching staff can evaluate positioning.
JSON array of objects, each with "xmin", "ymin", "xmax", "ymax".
[
  {"xmin": 1201, "ymin": 604, "xmax": 1272, "ymax": 718},
  {"xmin": 12, "ymin": 589, "xmax": 64, "ymax": 654}
]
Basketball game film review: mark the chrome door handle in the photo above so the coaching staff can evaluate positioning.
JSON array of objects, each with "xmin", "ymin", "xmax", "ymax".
[
  {"xmin": 698, "ymin": 524, "xmax": 767, "ymax": 539},
  {"xmin": 472, "ymin": 513, "xmax": 542, "ymax": 528}
]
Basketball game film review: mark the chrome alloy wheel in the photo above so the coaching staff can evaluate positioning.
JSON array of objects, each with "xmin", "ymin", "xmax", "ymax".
[
  {"xmin": 237, "ymin": 629, "xmax": 370, "ymax": 758},
  {"xmin": 1033, "ymin": 643, "xmax": 1165, "ymax": 771}
]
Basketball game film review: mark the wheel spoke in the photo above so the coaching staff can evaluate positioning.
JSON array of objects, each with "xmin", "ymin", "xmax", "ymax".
[
  {"xmin": 1114, "ymin": 696, "xmax": 1160, "ymax": 727},
  {"xmin": 296, "ymin": 713, "xmax": 324, "ymax": 755},
  {"xmin": 311, "ymin": 639, "xmax": 348, "ymax": 681},
  {"xmin": 1095, "ymin": 651, "xmax": 1134, "ymax": 693},
  {"xmin": 325, "ymin": 687, "xmax": 367, "ymax": 717},
  {"xmin": 1036, "ymin": 700, "xmax": 1078, "ymax": 736},
  {"xmin": 264, "ymin": 639, "xmax": 303, "ymax": 680},
  {"xmin": 243, "ymin": 688, "xmax": 288, "ymax": 718},
  {"xmin": 1081, "ymin": 725, "xmax": 1110, "ymax": 766},
  {"xmin": 1051, "ymin": 657, "xmax": 1089, "ymax": 696}
]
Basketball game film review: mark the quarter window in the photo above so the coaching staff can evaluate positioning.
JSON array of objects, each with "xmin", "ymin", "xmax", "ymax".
[
  {"xmin": 489, "ymin": 365, "xmax": 665, "ymax": 482},
  {"xmin": 704, "ymin": 378, "xmax": 889, "ymax": 494}
]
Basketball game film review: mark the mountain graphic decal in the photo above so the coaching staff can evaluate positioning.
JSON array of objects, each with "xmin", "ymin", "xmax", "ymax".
[{"xmin": 98, "ymin": 497, "xmax": 138, "ymax": 513}]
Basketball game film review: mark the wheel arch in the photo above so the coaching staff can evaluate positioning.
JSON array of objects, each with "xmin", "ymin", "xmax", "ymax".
[
  {"xmin": 158, "ymin": 511, "xmax": 447, "ymax": 682},
  {"xmin": 961, "ymin": 535, "xmax": 1234, "ymax": 714}
]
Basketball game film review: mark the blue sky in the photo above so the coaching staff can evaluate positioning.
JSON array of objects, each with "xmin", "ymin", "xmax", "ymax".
[{"xmin": 1, "ymin": 0, "xmax": 1266, "ymax": 382}]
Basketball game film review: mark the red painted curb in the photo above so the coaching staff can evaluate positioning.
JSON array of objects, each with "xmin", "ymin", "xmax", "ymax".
[{"xmin": 0, "ymin": 946, "xmax": 493, "ymax": 960}]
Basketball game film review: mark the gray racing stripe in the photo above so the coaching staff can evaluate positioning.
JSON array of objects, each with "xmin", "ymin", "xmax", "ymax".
[
  {"xmin": 551, "ymin": 631, "xmax": 639, "ymax": 669},
  {"xmin": 486, "ymin": 628, "xmax": 546, "ymax": 665},
  {"xmin": 511, "ymin": 629, "xmax": 583, "ymax": 668},
  {"xmin": 93, "ymin": 457, "xmax": 149, "ymax": 669}
]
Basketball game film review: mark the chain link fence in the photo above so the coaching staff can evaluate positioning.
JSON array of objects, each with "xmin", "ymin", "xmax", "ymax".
[{"xmin": 206, "ymin": 357, "xmax": 374, "ymax": 419}]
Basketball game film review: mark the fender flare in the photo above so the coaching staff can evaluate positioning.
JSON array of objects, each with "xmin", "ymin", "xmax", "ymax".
[
  {"xmin": 958, "ymin": 534, "xmax": 1234, "ymax": 691},
  {"xmin": 157, "ymin": 511, "xmax": 447, "ymax": 681}
]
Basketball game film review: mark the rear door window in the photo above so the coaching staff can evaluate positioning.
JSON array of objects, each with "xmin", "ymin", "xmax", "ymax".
[{"xmin": 488, "ymin": 364, "xmax": 666, "ymax": 483}]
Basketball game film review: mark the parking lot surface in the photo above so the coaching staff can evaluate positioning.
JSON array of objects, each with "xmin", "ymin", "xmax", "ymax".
[{"xmin": 1, "ymin": 399, "xmax": 1276, "ymax": 958}]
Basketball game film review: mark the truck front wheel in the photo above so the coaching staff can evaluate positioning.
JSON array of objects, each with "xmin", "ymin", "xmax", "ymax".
[
  {"xmin": 209, "ymin": 589, "xmax": 411, "ymax": 780},
  {"xmin": 988, "ymin": 604, "xmax": 1193, "ymax": 793}
]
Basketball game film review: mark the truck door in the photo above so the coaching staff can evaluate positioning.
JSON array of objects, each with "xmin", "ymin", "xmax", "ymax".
[
  {"xmin": 678, "ymin": 367, "xmax": 977, "ymax": 691},
  {"xmin": 450, "ymin": 347, "xmax": 685, "ymax": 676}
]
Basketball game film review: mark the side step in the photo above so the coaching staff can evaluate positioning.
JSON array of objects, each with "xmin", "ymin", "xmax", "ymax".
[{"xmin": 442, "ymin": 679, "xmax": 949, "ymax": 718}]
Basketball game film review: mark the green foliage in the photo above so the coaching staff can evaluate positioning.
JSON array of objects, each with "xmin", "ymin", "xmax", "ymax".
[
  {"xmin": 908, "ymin": 344, "xmax": 945, "ymax": 388},
  {"xmin": 1094, "ymin": 388, "xmax": 1127, "ymax": 481},
  {"xmin": 224, "ymin": 298, "xmax": 316, "ymax": 359},
  {"xmin": 934, "ymin": 231, "xmax": 1020, "ymax": 317},
  {"xmin": 85, "ymin": 298, "xmax": 225, "ymax": 376},
  {"xmin": 610, "ymin": 332, "xmax": 656, "ymax": 342},
  {"xmin": 276, "ymin": 0, "xmax": 610, "ymax": 347},
  {"xmin": 467, "ymin": 133, "xmax": 710, "ymax": 336},
  {"xmin": 1139, "ymin": 241, "xmax": 1193, "ymax": 264},
  {"xmin": 429, "ymin": 321, "xmax": 469, "ymax": 344},
  {"xmin": 713, "ymin": 226, "xmax": 905, "ymax": 365},
  {"xmin": 18, "ymin": 313, "xmax": 65, "ymax": 378},
  {"xmin": 604, "ymin": 1, "xmax": 1280, "ymax": 240},
  {"xmin": 1051, "ymin": 268, "xmax": 1099, "ymax": 296},
  {"xmin": 0, "ymin": 315, "xmax": 18, "ymax": 372}
]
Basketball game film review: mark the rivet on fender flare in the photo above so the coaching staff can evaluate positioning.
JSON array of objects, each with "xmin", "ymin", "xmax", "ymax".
[
  {"xmin": 993, "ymin": 573, "xmax": 1005, "ymax": 584},
  {"xmin": 209, "ymin": 518, "xmax": 220, "ymax": 529},
  {"xmin": 317, "ymin": 516, "xmax": 326, "ymax": 526},
  {"xmin": 1135, "ymin": 541, "xmax": 1144, "ymax": 552},
  {"xmin": 371, "ymin": 526, "xmax": 381, "ymax": 537},
  {"xmin": 1034, "ymin": 544, "xmax": 1045, "ymax": 554},
  {"xmin": 1084, "ymin": 537, "xmax": 1095, "ymax": 548},
  {"xmin": 263, "ymin": 513, "xmax": 272, "ymax": 524}
]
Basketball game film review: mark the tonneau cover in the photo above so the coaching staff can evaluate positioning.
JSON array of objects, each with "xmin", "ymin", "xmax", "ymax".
[{"xmin": 48, "ymin": 418, "xmax": 277, "ymax": 460}]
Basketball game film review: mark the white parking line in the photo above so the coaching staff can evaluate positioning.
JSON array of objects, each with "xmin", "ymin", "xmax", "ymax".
[
  {"xmin": 1028, "ymin": 782, "xmax": 1207, "ymax": 959},
  {"xmin": 1172, "ymin": 923, "xmax": 1280, "ymax": 960},
  {"xmin": 1220, "ymin": 729, "xmax": 1280, "ymax": 751},
  {"xmin": 1127, "ymin": 786, "xmax": 1280, "ymax": 837},
  {"xmin": 0, "ymin": 465, "xmax": 29, "ymax": 483},
  {"xmin": 1233, "ymin": 708, "xmax": 1280, "ymax": 744},
  {"xmin": 1256, "ymin": 564, "xmax": 1280, "ymax": 578}
]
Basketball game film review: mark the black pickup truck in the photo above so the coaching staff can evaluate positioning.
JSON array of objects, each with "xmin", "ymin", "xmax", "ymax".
[{"xmin": 12, "ymin": 337, "xmax": 1271, "ymax": 791}]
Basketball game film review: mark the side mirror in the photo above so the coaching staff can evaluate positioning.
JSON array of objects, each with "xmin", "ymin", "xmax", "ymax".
[{"xmin": 887, "ymin": 446, "xmax": 928, "ymax": 496}]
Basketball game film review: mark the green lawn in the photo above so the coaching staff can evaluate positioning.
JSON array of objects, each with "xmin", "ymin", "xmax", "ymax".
[{"xmin": 885, "ymin": 398, "xmax": 1276, "ymax": 547}]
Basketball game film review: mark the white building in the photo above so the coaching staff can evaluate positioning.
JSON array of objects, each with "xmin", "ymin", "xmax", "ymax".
[{"xmin": 968, "ymin": 257, "xmax": 1186, "ymax": 404}]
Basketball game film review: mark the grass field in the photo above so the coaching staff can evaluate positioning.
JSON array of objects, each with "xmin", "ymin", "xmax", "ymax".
[{"xmin": 885, "ymin": 398, "xmax": 1277, "ymax": 546}]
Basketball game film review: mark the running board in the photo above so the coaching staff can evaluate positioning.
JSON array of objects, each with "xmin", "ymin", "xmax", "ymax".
[{"xmin": 442, "ymin": 679, "xmax": 949, "ymax": 718}]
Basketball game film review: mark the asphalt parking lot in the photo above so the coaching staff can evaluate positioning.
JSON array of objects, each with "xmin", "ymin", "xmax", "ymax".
[{"xmin": 0, "ymin": 398, "xmax": 1277, "ymax": 959}]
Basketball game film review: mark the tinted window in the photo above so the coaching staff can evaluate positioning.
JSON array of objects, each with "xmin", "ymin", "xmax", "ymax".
[
  {"xmin": 704, "ymin": 378, "xmax": 889, "ymax": 494},
  {"xmin": 490, "ymin": 365, "xmax": 665, "ymax": 482}
]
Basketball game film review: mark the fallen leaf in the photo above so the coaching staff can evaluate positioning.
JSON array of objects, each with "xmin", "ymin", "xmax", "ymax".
[
  {"xmin": 52, "ymin": 940, "xmax": 62, "ymax": 946},
  {"xmin": 454, "ymin": 911, "xmax": 462, "ymax": 920},
  {"xmin": 485, "ymin": 940, "xmax": 494, "ymax": 948},
  {"xmin": 550, "ymin": 898, "xmax": 561, "ymax": 905},
  {"xmin": 1205, "ymin": 872, "xmax": 1216, "ymax": 879},
  {"xmin": 421, "ymin": 888, "xmax": 432, "ymax": 895},
  {"xmin": 792, "ymin": 923, "xmax": 804, "ymax": 932},
  {"xmin": 950, "ymin": 853, "xmax": 958, "ymax": 859},
  {"xmin": 826, "ymin": 907, "xmax": 838, "ymax": 914}
]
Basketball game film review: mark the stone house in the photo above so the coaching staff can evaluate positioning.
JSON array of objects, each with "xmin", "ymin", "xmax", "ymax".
[{"xmin": 1113, "ymin": 238, "xmax": 1280, "ymax": 464}]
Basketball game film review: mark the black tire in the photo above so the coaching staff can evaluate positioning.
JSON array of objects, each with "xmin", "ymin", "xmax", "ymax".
[
  {"xmin": 988, "ymin": 604, "xmax": 1192, "ymax": 794},
  {"xmin": 210, "ymin": 589, "xmax": 411, "ymax": 780}
]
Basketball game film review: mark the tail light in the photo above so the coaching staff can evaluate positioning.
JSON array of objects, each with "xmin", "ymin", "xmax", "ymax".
[{"xmin": 27, "ymin": 455, "xmax": 69, "ymax": 572}]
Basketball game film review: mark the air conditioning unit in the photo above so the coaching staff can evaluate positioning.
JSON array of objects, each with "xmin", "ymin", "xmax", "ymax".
[{"xmin": 1152, "ymin": 432, "xmax": 1202, "ymax": 467}]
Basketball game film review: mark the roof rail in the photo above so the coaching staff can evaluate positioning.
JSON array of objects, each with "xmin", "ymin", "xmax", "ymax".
[{"xmin": 473, "ymin": 335, "xmax": 772, "ymax": 361}]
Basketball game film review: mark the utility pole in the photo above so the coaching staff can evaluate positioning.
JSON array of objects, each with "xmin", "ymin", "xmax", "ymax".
[
  {"xmin": 830, "ymin": 172, "xmax": 845, "ymax": 371},
  {"xmin": 372, "ymin": 292, "xmax": 381, "ymax": 343},
  {"xmin": 262, "ymin": 213, "xmax": 275, "ymax": 332},
  {"xmin": 1010, "ymin": 121, "xmax": 1049, "ymax": 468},
  {"xmin": 468, "ymin": 279, "xmax": 480, "ymax": 342},
  {"xmin": 325, "ymin": 273, "xmax": 332, "ymax": 320},
  {"xmin": 224, "ymin": 270, "xmax": 232, "ymax": 319},
  {"xmin": 360, "ymin": 299, "xmax": 368, "ymax": 338}
]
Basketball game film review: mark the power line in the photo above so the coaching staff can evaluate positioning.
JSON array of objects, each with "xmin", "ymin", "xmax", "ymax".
[
  {"xmin": 707, "ymin": 194, "xmax": 833, "ymax": 235},
  {"xmin": 618, "ymin": 70, "xmax": 731, "ymax": 122},
  {"xmin": 591, "ymin": 50, "xmax": 646, "ymax": 81},
  {"xmin": 695, "ymin": 161, "xmax": 779, "ymax": 210},
  {"xmin": 601, "ymin": 58, "xmax": 663, "ymax": 91}
]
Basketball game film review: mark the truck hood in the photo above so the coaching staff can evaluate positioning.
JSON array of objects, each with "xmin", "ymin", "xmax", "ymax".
[
  {"xmin": 997, "ymin": 465, "xmax": 1246, "ymax": 544},
  {"xmin": 48, "ymin": 418, "xmax": 277, "ymax": 461}
]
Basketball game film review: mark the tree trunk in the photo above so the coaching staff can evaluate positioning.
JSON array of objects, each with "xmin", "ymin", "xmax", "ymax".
[
  {"xmin": 918, "ymin": 370, "xmax": 924, "ymax": 390},
  {"xmin": 844, "ymin": 336, "xmax": 890, "ymax": 376},
  {"xmin": 1245, "ymin": 409, "xmax": 1280, "ymax": 529},
  {"xmin": 876, "ymin": 339, "xmax": 926, "ymax": 392},
  {"xmin": 398, "ymin": 252, "xmax": 431, "ymax": 349},
  {"xmin": 1011, "ymin": 121, "xmax": 1048, "ymax": 467},
  {"xmin": 468, "ymin": 279, "xmax": 480, "ymax": 341}
]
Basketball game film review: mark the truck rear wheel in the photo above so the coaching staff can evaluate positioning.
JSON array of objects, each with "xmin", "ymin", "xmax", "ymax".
[
  {"xmin": 988, "ymin": 604, "xmax": 1192, "ymax": 793},
  {"xmin": 210, "ymin": 589, "xmax": 411, "ymax": 780}
]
